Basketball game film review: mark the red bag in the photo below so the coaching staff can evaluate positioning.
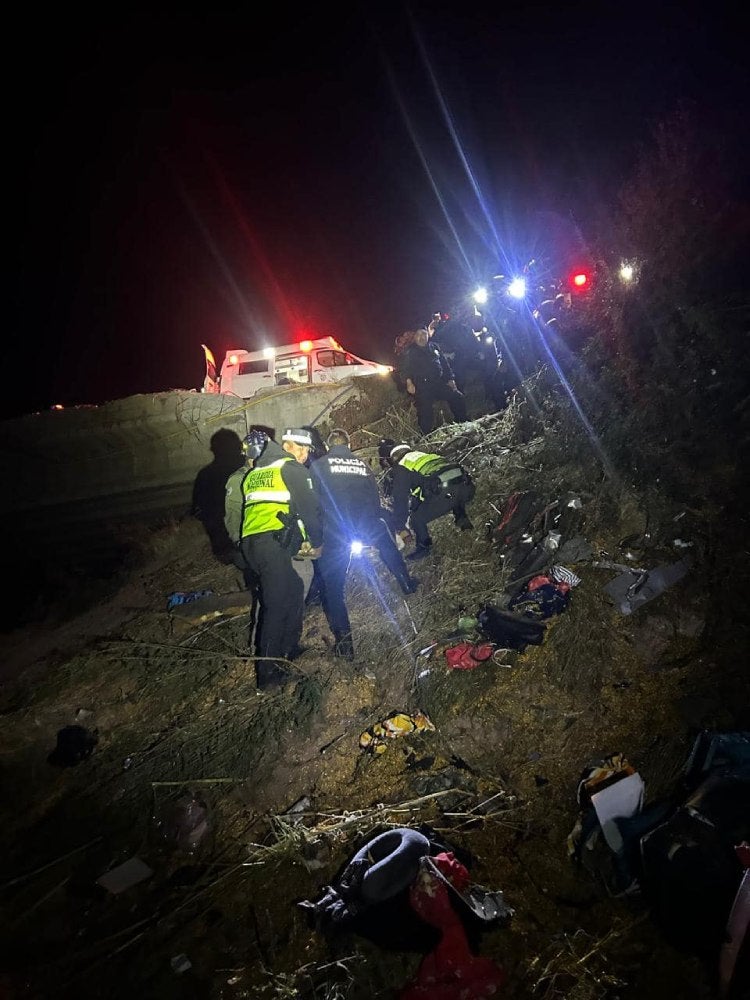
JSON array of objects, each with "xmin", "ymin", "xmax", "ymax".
[{"xmin": 444, "ymin": 642, "xmax": 495, "ymax": 670}]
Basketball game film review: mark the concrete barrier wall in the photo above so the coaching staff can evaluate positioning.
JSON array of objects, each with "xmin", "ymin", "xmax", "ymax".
[{"xmin": 0, "ymin": 376, "xmax": 401, "ymax": 518}]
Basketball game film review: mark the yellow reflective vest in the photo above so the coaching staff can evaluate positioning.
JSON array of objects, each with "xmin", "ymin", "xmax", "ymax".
[
  {"xmin": 241, "ymin": 457, "xmax": 297, "ymax": 538},
  {"xmin": 398, "ymin": 450, "xmax": 466, "ymax": 502},
  {"xmin": 399, "ymin": 450, "xmax": 446, "ymax": 501},
  {"xmin": 399, "ymin": 450, "xmax": 446, "ymax": 476}
]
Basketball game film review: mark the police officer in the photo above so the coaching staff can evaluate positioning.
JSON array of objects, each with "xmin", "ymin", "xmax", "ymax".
[
  {"xmin": 378, "ymin": 440, "xmax": 475, "ymax": 561},
  {"xmin": 236, "ymin": 427, "xmax": 322, "ymax": 690},
  {"xmin": 430, "ymin": 311, "xmax": 507, "ymax": 413},
  {"xmin": 311, "ymin": 429, "xmax": 418, "ymax": 660},
  {"xmin": 400, "ymin": 327, "xmax": 467, "ymax": 435}
]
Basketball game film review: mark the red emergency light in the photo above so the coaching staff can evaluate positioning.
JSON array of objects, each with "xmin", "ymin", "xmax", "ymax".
[
  {"xmin": 299, "ymin": 340, "xmax": 314, "ymax": 352},
  {"xmin": 571, "ymin": 271, "xmax": 590, "ymax": 290}
]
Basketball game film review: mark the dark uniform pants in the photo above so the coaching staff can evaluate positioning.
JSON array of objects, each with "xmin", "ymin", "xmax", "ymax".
[
  {"xmin": 367, "ymin": 516, "xmax": 413, "ymax": 589},
  {"xmin": 318, "ymin": 517, "xmax": 413, "ymax": 639},
  {"xmin": 240, "ymin": 532, "xmax": 303, "ymax": 660},
  {"xmin": 317, "ymin": 541, "xmax": 352, "ymax": 641},
  {"xmin": 415, "ymin": 382, "xmax": 468, "ymax": 435},
  {"xmin": 410, "ymin": 479, "xmax": 476, "ymax": 546},
  {"xmin": 451, "ymin": 355, "xmax": 507, "ymax": 412}
]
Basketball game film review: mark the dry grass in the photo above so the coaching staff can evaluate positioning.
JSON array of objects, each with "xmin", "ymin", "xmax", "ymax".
[{"xmin": 0, "ymin": 378, "xmax": 738, "ymax": 1000}]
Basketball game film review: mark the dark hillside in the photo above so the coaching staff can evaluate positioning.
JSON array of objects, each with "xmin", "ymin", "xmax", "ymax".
[{"xmin": 1, "ymin": 110, "xmax": 748, "ymax": 1000}]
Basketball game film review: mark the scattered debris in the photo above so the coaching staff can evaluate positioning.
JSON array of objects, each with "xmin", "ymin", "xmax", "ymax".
[
  {"xmin": 603, "ymin": 557, "xmax": 691, "ymax": 615},
  {"xmin": 47, "ymin": 725, "xmax": 98, "ymax": 767},
  {"xmin": 283, "ymin": 795, "xmax": 311, "ymax": 824},
  {"xmin": 444, "ymin": 642, "xmax": 495, "ymax": 670},
  {"xmin": 359, "ymin": 711, "xmax": 436, "ymax": 754},
  {"xmin": 300, "ymin": 827, "xmax": 513, "ymax": 999},
  {"xmin": 477, "ymin": 605, "xmax": 546, "ymax": 651},
  {"xmin": 508, "ymin": 574, "xmax": 572, "ymax": 619},
  {"xmin": 170, "ymin": 954, "xmax": 192, "ymax": 974},
  {"xmin": 97, "ymin": 856, "xmax": 153, "ymax": 894},
  {"xmin": 166, "ymin": 589, "xmax": 214, "ymax": 610},
  {"xmin": 156, "ymin": 793, "xmax": 209, "ymax": 854}
]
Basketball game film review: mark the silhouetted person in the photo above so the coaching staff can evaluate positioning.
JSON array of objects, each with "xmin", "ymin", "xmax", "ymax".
[{"xmin": 191, "ymin": 428, "xmax": 245, "ymax": 563}]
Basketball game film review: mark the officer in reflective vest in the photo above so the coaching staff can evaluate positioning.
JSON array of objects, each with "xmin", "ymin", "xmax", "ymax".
[
  {"xmin": 379, "ymin": 440, "xmax": 476, "ymax": 561},
  {"xmin": 237, "ymin": 428, "xmax": 322, "ymax": 690}
]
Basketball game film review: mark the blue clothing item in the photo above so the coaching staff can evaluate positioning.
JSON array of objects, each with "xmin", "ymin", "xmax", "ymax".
[
  {"xmin": 508, "ymin": 581, "xmax": 570, "ymax": 620},
  {"xmin": 166, "ymin": 590, "xmax": 213, "ymax": 610}
]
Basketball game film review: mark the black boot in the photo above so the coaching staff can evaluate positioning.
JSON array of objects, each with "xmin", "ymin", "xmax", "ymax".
[
  {"xmin": 406, "ymin": 543, "xmax": 431, "ymax": 561},
  {"xmin": 256, "ymin": 659, "xmax": 294, "ymax": 692},
  {"xmin": 333, "ymin": 632, "xmax": 355, "ymax": 660},
  {"xmin": 287, "ymin": 644, "xmax": 309, "ymax": 661},
  {"xmin": 399, "ymin": 575, "xmax": 420, "ymax": 594}
]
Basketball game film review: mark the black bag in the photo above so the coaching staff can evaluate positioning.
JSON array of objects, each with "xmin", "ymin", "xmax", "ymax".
[
  {"xmin": 478, "ymin": 604, "xmax": 546, "ymax": 651},
  {"xmin": 299, "ymin": 824, "xmax": 507, "ymax": 954},
  {"xmin": 489, "ymin": 490, "xmax": 547, "ymax": 549},
  {"xmin": 48, "ymin": 725, "xmax": 98, "ymax": 767},
  {"xmin": 640, "ymin": 770, "xmax": 750, "ymax": 958}
]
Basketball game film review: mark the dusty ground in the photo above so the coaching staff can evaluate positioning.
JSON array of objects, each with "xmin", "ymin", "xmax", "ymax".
[{"xmin": 0, "ymin": 388, "xmax": 747, "ymax": 1000}]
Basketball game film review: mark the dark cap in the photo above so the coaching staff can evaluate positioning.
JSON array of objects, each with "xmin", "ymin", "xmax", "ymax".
[{"xmin": 378, "ymin": 438, "xmax": 396, "ymax": 460}]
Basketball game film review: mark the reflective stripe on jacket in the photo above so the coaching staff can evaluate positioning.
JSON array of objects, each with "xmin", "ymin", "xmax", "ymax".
[
  {"xmin": 399, "ymin": 450, "xmax": 466, "ymax": 502},
  {"xmin": 241, "ymin": 457, "xmax": 295, "ymax": 537},
  {"xmin": 399, "ymin": 451, "xmax": 446, "ymax": 476}
]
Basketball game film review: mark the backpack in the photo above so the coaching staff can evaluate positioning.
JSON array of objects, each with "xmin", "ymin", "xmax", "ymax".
[
  {"xmin": 489, "ymin": 491, "xmax": 561, "ymax": 583},
  {"xmin": 489, "ymin": 490, "xmax": 546, "ymax": 550},
  {"xmin": 299, "ymin": 825, "xmax": 512, "ymax": 954}
]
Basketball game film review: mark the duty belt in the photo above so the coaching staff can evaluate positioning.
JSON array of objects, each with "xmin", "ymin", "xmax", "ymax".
[{"xmin": 436, "ymin": 466, "xmax": 466, "ymax": 488}]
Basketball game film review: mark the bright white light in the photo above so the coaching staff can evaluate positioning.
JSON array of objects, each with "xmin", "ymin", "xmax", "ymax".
[
  {"xmin": 263, "ymin": 347, "xmax": 275, "ymax": 358},
  {"xmin": 619, "ymin": 264, "xmax": 634, "ymax": 282},
  {"xmin": 507, "ymin": 277, "xmax": 526, "ymax": 299},
  {"xmin": 473, "ymin": 287, "xmax": 488, "ymax": 304},
  {"xmin": 350, "ymin": 540, "xmax": 364, "ymax": 555},
  {"xmin": 485, "ymin": 336, "xmax": 493, "ymax": 345}
]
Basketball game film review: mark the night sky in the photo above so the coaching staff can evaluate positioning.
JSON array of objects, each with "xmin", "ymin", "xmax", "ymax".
[{"xmin": 9, "ymin": 2, "xmax": 746, "ymax": 419}]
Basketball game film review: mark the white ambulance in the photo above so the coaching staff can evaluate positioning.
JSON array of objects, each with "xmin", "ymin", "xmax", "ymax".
[{"xmin": 201, "ymin": 337, "xmax": 392, "ymax": 398}]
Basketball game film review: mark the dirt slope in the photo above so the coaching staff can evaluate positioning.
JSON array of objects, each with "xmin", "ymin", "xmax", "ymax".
[{"xmin": 0, "ymin": 387, "xmax": 747, "ymax": 1000}]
